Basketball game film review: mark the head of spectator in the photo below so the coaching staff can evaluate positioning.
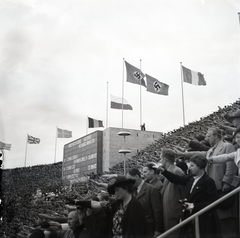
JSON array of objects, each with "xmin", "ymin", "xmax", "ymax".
[
  {"xmin": 205, "ymin": 127, "xmax": 223, "ymax": 147},
  {"xmin": 195, "ymin": 134, "xmax": 205, "ymax": 142},
  {"xmin": 44, "ymin": 228, "xmax": 58, "ymax": 238},
  {"xmin": 160, "ymin": 148, "xmax": 176, "ymax": 169},
  {"xmin": 233, "ymin": 127, "xmax": 240, "ymax": 146},
  {"xmin": 67, "ymin": 209, "xmax": 83, "ymax": 230},
  {"xmin": 39, "ymin": 221, "xmax": 50, "ymax": 229},
  {"xmin": 188, "ymin": 154, "xmax": 207, "ymax": 176},
  {"xmin": 126, "ymin": 168, "xmax": 142, "ymax": 187},
  {"xmin": 27, "ymin": 229, "xmax": 45, "ymax": 238},
  {"xmin": 107, "ymin": 175, "xmax": 135, "ymax": 200},
  {"xmin": 176, "ymin": 161, "xmax": 188, "ymax": 173},
  {"xmin": 97, "ymin": 190, "xmax": 109, "ymax": 202},
  {"xmin": 226, "ymin": 109, "xmax": 240, "ymax": 128},
  {"xmin": 142, "ymin": 163, "xmax": 159, "ymax": 182}
]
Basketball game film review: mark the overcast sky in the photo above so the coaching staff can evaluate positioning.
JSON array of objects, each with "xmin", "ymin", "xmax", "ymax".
[{"xmin": 0, "ymin": 0, "xmax": 239, "ymax": 169}]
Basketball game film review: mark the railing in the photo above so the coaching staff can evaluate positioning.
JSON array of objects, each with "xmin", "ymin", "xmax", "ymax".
[{"xmin": 157, "ymin": 186, "xmax": 240, "ymax": 238}]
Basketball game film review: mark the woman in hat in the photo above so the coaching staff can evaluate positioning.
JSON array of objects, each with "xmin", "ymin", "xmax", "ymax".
[{"xmin": 75, "ymin": 176, "xmax": 148, "ymax": 238}]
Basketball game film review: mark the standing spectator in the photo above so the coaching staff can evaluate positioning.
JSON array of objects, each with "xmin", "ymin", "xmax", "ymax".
[
  {"xmin": 75, "ymin": 176, "xmax": 148, "ymax": 238},
  {"xmin": 59, "ymin": 209, "xmax": 86, "ymax": 238},
  {"xmin": 127, "ymin": 168, "xmax": 163, "ymax": 238},
  {"xmin": 142, "ymin": 163, "xmax": 163, "ymax": 192},
  {"xmin": 176, "ymin": 127, "xmax": 238, "ymax": 238},
  {"xmin": 160, "ymin": 149, "xmax": 187, "ymax": 238},
  {"xmin": 27, "ymin": 229, "xmax": 45, "ymax": 238},
  {"xmin": 209, "ymin": 128, "xmax": 240, "ymax": 175},
  {"xmin": 156, "ymin": 154, "xmax": 219, "ymax": 238}
]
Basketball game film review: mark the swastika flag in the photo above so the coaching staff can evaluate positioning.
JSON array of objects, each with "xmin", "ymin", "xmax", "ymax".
[
  {"xmin": 145, "ymin": 74, "xmax": 169, "ymax": 96},
  {"xmin": 125, "ymin": 61, "xmax": 146, "ymax": 87}
]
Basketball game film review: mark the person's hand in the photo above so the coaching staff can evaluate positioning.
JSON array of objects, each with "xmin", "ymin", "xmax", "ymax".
[
  {"xmin": 178, "ymin": 136, "xmax": 190, "ymax": 143},
  {"xmin": 208, "ymin": 157, "xmax": 213, "ymax": 164},
  {"xmin": 222, "ymin": 183, "xmax": 231, "ymax": 193},
  {"xmin": 184, "ymin": 202, "xmax": 194, "ymax": 212},
  {"xmin": 48, "ymin": 221, "xmax": 61, "ymax": 229},
  {"xmin": 154, "ymin": 231, "xmax": 162, "ymax": 238},
  {"xmin": 152, "ymin": 162, "xmax": 165, "ymax": 172},
  {"xmin": 102, "ymin": 174, "xmax": 118, "ymax": 179},
  {"xmin": 173, "ymin": 147, "xmax": 185, "ymax": 156},
  {"xmin": 65, "ymin": 204, "xmax": 77, "ymax": 210}
]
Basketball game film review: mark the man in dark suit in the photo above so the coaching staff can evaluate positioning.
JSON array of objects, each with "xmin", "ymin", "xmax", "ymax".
[
  {"xmin": 127, "ymin": 168, "xmax": 163, "ymax": 238},
  {"xmin": 143, "ymin": 163, "xmax": 163, "ymax": 192}
]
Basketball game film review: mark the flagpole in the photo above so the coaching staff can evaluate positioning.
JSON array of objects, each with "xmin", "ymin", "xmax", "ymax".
[
  {"xmin": 1, "ymin": 149, "xmax": 4, "ymax": 169},
  {"xmin": 54, "ymin": 127, "xmax": 58, "ymax": 163},
  {"xmin": 121, "ymin": 58, "xmax": 125, "ymax": 129},
  {"xmin": 24, "ymin": 134, "xmax": 28, "ymax": 167},
  {"xmin": 106, "ymin": 82, "xmax": 109, "ymax": 129},
  {"xmin": 86, "ymin": 117, "xmax": 88, "ymax": 135},
  {"xmin": 140, "ymin": 59, "xmax": 142, "ymax": 127},
  {"xmin": 180, "ymin": 62, "xmax": 186, "ymax": 126}
]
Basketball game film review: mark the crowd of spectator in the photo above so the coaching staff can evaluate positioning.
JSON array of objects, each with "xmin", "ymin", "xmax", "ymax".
[{"xmin": 1, "ymin": 98, "xmax": 240, "ymax": 237}]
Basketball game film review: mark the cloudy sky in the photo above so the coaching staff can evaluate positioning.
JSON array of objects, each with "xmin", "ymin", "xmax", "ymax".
[{"xmin": 0, "ymin": 0, "xmax": 239, "ymax": 169}]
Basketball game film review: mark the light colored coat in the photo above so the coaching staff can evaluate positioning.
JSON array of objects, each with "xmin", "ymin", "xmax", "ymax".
[{"xmin": 161, "ymin": 164, "xmax": 186, "ymax": 232}]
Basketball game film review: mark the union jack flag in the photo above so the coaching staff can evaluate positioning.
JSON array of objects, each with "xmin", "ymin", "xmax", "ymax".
[{"xmin": 28, "ymin": 134, "xmax": 40, "ymax": 144}]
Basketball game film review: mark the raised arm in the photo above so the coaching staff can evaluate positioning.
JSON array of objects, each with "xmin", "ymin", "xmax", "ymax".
[{"xmin": 210, "ymin": 151, "xmax": 236, "ymax": 164}]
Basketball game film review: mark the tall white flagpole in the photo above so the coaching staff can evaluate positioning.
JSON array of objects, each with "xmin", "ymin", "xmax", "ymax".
[
  {"xmin": 24, "ymin": 134, "xmax": 28, "ymax": 167},
  {"xmin": 140, "ymin": 59, "xmax": 143, "ymax": 127},
  {"xmin": 180, "ymin": 62, "xmax": 186, "ymax": 126},
  {"xmin": 122, "ymin": 58, "xmax": 125, "ymax": 129},
  {"xmin": 106, "ymin": 82, "xmax": 109, "ymax": 128},
  {"xmin": 54, "ymin": 127, "xmax": 58, "ymax": 163}
]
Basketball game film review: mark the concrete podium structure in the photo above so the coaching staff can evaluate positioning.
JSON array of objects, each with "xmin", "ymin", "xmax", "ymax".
[{"xmin": 62, "ymin": 127, "xmax": 162, "ymax": 184}]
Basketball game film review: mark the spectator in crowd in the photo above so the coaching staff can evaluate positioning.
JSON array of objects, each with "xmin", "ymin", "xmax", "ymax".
[
  {"xmin": 127, "ymin": 168, "xmax": 163, "ymax": 238},
  {"xmin": 220, "ymin": 109, "xmax": 240, "ymax": 135},
  {"xmin": 44, "ymin": 228, "xmax": 58, "ymax": 238},
  {"xmin": 59, "ymin": 209, "xmax": 86, "ymax": 238},
  {"xmin": 75, "ymin": 176, "xmax": 148, "ymax": 238},
  {"xmin": 142, "ymin": 163, "xmax": 163, "ymax": 192},
  {"xmin": 155, "ymin": 154, "xmax": 219, "ymax": 238},
  {"xmin": 176, "ymin": 127, "xmax": 238, "ymax": 238},
  {"xmin": 209, "ymin": 128, "xmax": 240, "ymax": 175},
  {"xmin": 179, "ymin": 135, "xmax": 210, "ymax": 152},
  {"xmin": 159, "ymin": 149, "xmax": 187, "ymax": 238},
  {"xmin": 27, "ymin": 229, "xmax": 45, "ymax": 238}
]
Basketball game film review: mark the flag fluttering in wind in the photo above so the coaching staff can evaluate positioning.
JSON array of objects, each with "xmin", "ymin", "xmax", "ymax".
[
  {"xmin": 27, "ymin": 135, "xmax": 40, "ymax": 144},
  {"xmin": 182, "ymin": 65, "xmax": 206, "ymax": 86},
  {"xmin": 57, "ymin": 128, "xmax": 72, "ymax": 138},
  {"xmin": 125, "ymin": 61, "xmax": 146, "ymax": 87},
  {"xmin": 145, "ymin": 74, "xmax": 169, "ymax": 96},
  {"xmin": 88, "ymin": 117, "xmax": 104, "ymax": 128},
  {"xmin": 0, "ymin": 141, "xmax": 11, "ymax": 150},
  {"xmin": 110, "ymin": 94, "xmax": 133, "ymax": 110}
]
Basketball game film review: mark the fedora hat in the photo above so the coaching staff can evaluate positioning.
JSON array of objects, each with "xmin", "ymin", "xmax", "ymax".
[{"xmin": 107, "ymin": 176, "xmax": 135, "ymax": 195}]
